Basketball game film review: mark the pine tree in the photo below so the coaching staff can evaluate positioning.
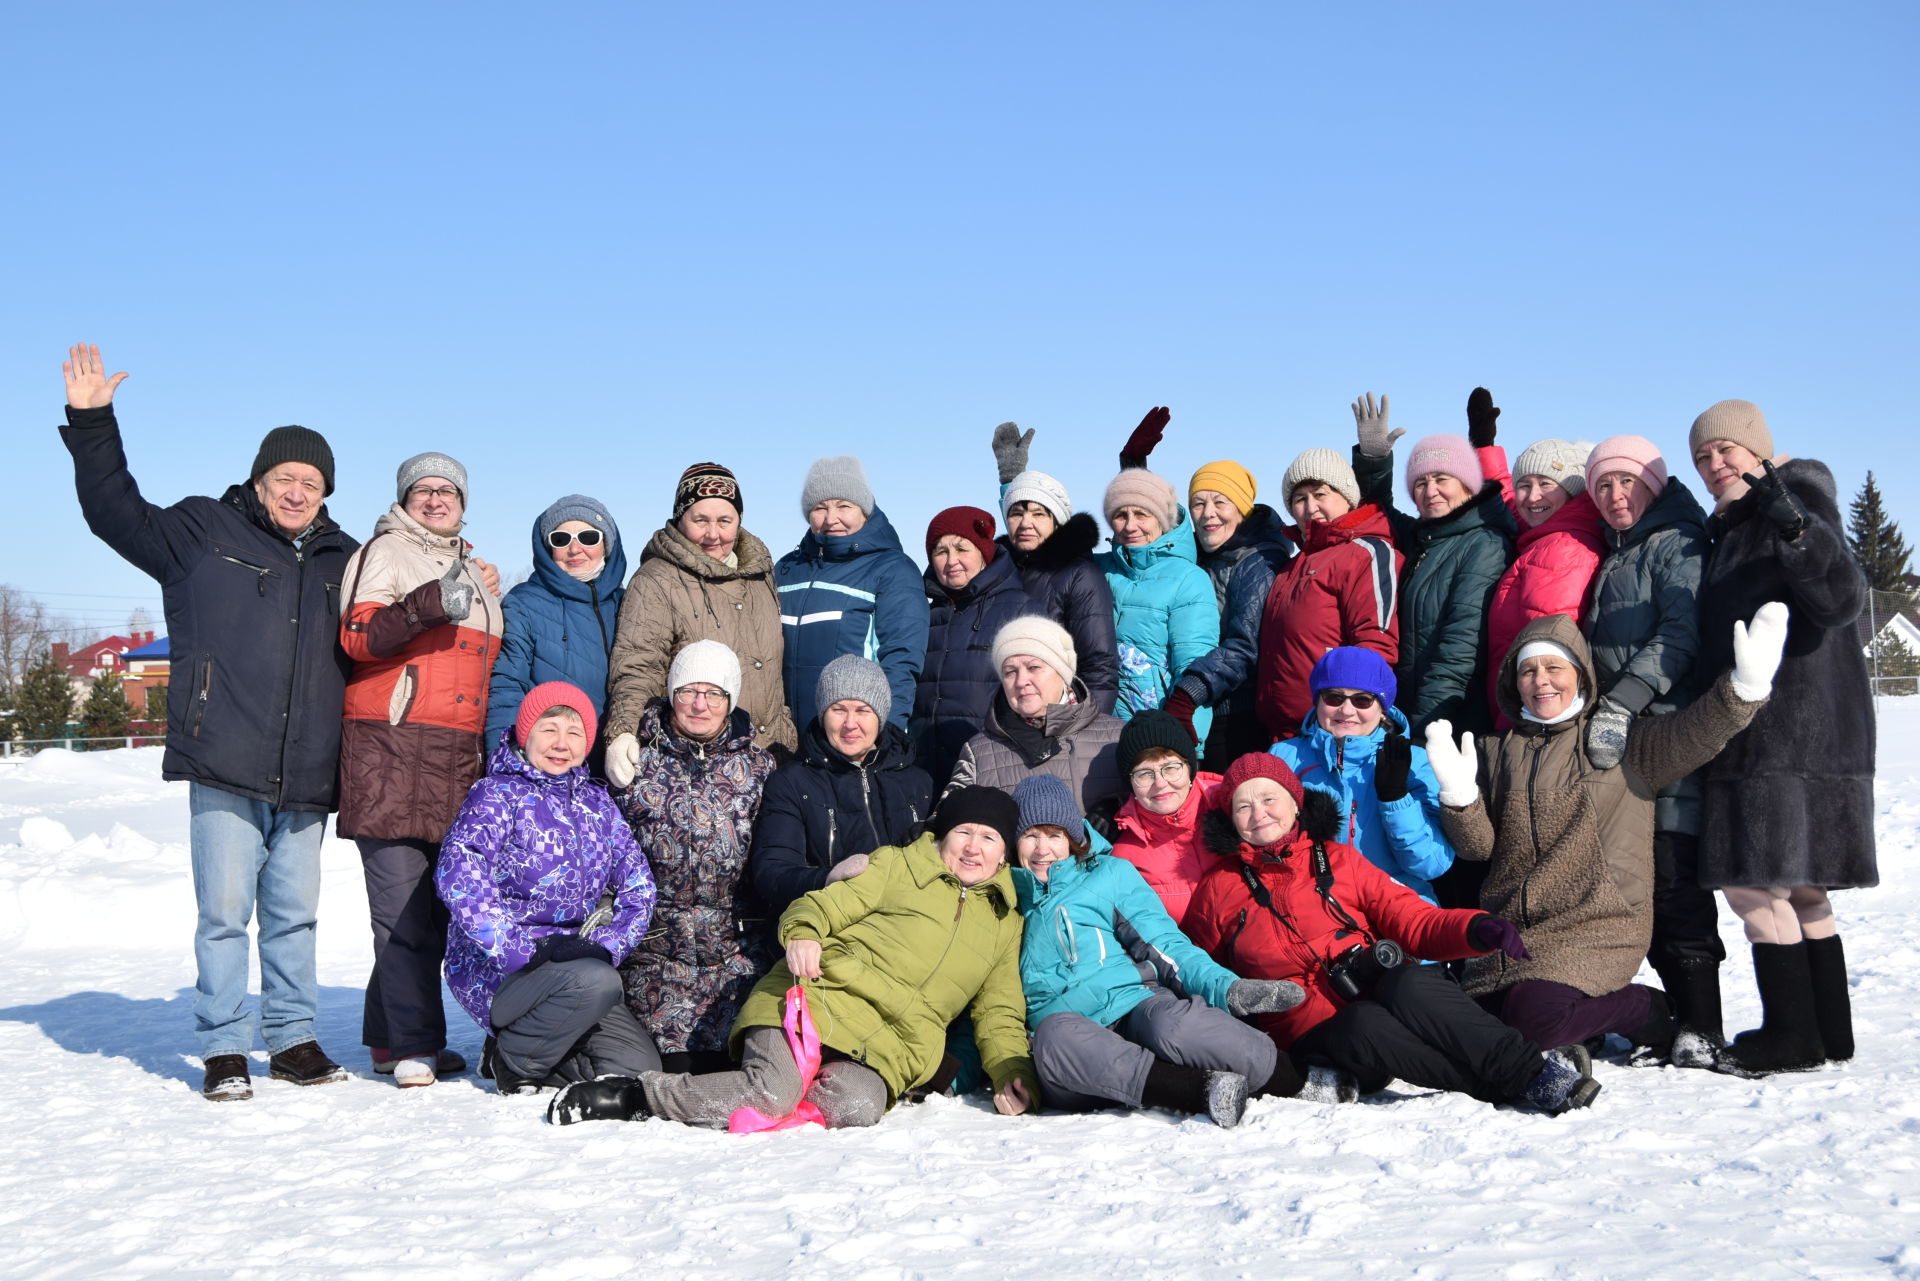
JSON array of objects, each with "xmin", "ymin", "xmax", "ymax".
[
  {"xmin": 16, "ymin": 652, "xmax": 76, "ymax": 742},
  {"xmin": 1873, "ymin": 631, "xmax": 1920, "ymax": 697},
  {"xmin": 79, "ymin": 671, "xmax": 135, "ymax": 744},
  {"xmin": 143, "ymin": 683, "xmax": 169, "ymax": 728},
  {"xmin": 1848, "ymin": 472, "xmax": 1913, "ymax": 593}
]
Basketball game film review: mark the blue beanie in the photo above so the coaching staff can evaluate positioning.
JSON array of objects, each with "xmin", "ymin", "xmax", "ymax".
[
  {"xmin": 1309, "ymin": 647, "xmax": 1397, "ymax": 705},
  {"xmin": 1012, "ymin": 774, "xmax": 1082, "ymax": 838}
]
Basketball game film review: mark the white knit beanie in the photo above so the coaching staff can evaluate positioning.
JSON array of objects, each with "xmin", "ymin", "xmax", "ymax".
[
  {"xmin": 1002, "ymin": 470, "xmax": 1072, "ymax": 526},
  {"xmin": 667, "ymin": 639, "xmax": 741, "ymax": 704},
  {"xmin": 991, "ymin": 616, "xmax": 1078, "ymax": 688},
  {"xmin": 1281, "ymin": 448, "xmax": 1361, "ymax": 510},
  {"xmin": 1512, "ymin": 439, "xmax": 1595, "ymax": 497}
]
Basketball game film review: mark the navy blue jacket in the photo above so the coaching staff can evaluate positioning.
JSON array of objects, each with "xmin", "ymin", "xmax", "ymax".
[
  {"xmin": 60, "ymin": 405, "xmax": 356, "ymax": 811},
  {"xmin": 774, "ymin": 508, "xmax": 929, "ymax": 732},
  {"xmin": 748, "ymin": 718, "xmax": 933, "ymax": 915},
  {"xmin": 1180, "ymin": 504, "xmax": 1294, "ymax": 716},
  {"xmin": 486, "ymin": 506, "xmax": 628, "ymax": 747},
  {"xmin": 912, "ymin": 552, "xmax": 1038, "ymax": 788},
  {"xmin": 999, "ymin": 513, "xmax": 1120, "ymax": 712}
]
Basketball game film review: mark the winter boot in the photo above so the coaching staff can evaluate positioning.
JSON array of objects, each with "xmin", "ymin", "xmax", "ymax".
[
  {"xmin": 1804, "ymin": 935, "xmax": 1854, "ymax": 1062},
  {"xmin": 1626, "ymin": 990, "xmax": 1678, "ymax": 1067},
  {"xmin": 268, "ymin": 1041, "xmax": 348, "ymax": 1086},
  {"xmin": 546, "ymin": 1075, "xmax": 652, "ymax": 1126},
  {"xmin": 1713, "ymin": 942, "xmax": 1825, "ymax": 1078},
  {"xmin": 201, "ymin": 1054, "xmax": 253, "ymax": 1102},
  {"xmin": 1296, "ymin": 1065, "xmax": 1360, "ymax": 1104},
  {"xmin": 1657, "ymin": 959, "xmax": 1725, "ymax": 1068},
  {"xmin": 1140, "ymin": 1059, "xmax": 1249, "ymax": 1128},
  {"xmin": 479, "ymin": 1035, "xmax": 497, "ymax": 1081},
  {"xmin": 1521, "ymin": 1044, "xmax": 1601, "ymax": 1115},
  {"xmin": 373, "ymin": 1046, "xmax": 468, "ymax": 1076}
]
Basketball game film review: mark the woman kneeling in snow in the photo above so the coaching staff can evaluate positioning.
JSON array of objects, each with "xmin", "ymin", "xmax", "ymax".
[
  {"xmin": 437, "ymin": 682, "xmax": 660, "ymax": 1093},
  {"xmin": 1011, "ymin": 775, "xmax": 1302, "ymax": 1129},
  {"xmin": 1185, "ymin": 754, "xmax": 1600, "ymax": 1114},
  {"xmin": 548, "ymin": 786, "xmax": 1039, "ymax": 1129}
]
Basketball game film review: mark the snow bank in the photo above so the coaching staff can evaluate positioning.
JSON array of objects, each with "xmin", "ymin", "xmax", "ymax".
[{"xmin": 3, "ymin": 715, "xmax": 1919, "ymax": 1279}]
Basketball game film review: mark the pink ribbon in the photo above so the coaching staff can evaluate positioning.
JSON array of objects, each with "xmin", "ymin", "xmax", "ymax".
[{"xmin": 727, "ymin": 985, "xmax": 827, "ymax": 1133}]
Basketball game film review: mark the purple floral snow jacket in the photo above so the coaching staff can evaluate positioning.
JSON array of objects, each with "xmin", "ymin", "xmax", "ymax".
[{"xmin": 437, "ymin": 738, "xmax": 656, "ymax": 1029}]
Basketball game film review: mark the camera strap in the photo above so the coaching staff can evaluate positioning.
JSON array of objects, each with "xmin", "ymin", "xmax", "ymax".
[{"xmin": 1236, "ymin": 840, "xmax": 1373, "ymax": 956}]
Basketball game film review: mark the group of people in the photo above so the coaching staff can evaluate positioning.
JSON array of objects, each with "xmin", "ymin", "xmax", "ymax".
[{"xmin": 58, "ymin": 341, "xmax": 1875, "ymax": 1130}]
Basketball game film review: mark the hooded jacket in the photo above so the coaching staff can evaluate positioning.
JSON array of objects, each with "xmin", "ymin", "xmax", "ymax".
[
  {"xmin": 1271, "ymin": 704, "xmax": 1456, "ymax": 903},
  {"xmin": 60, "ymin": 404, "xmax": 356, "ymax": 812},
  {"xmin": 775, "ymin": 508, "xmax": 929, "ymax": 733},
  {"xmin": 1180, "ymin": 504, "xmax": 1295, "ymax": 720},
  {"xmin": 1110, "ymin": 772, "xmax": 1227, "ymax": 929},
  {"xmin": 1014, "ymin": 851, "xmax": 1238, "ymax": 1031},
  {"xmin": 1254, "ymin": 504, "xmax": 1402, "ymax": 740},
  {"xmin": 912, "ymin": 551, "xmax": 1039, "ymax": 787},
  {"xmin": 945, "ymin": 682, "xmax": 1127, "ymax": 820},
  {"xmin": 338, "ymin": 505, "xmax": 505, "ymax": 842},
  {"xmin": 486, "ymin": 499, "xmax": 628, "ymax": 750},
  {"xmin": 1095, "ymin": 508, "xmax": 1220, "ymax": 734},
  {"xmin": 1439, "ymin": 614, "xmax": 1763, "ymax": 998},
  {"xmin": 607, "ymin": 522, "xmax": 796, "ymax": 752},
  {"xmin": 1695, "ymin": 458, "xmax": 1875, "ymax": 890},
  {"xmin": 749, "ymin": 717, "xmax": 933, "ymax": 916},
  {"xmin": 436, "ymin": 737, "xmax": 656, "ymax": 1029},
  {"xmin": 999, "ymin": 513, "xmax": 1120, "ymax": 713},
  {"xmin": 733, "ymin": 833, "xmax": 1036, "ymax": 1104},
  {"xmin": 1185, "ymin": 789, "xmax": 1484, "ymax": 1050}
]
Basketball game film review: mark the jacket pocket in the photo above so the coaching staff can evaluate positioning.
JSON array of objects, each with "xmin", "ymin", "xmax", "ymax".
[
  {"xmin": 388, "ymin": 664, "xmax": 420, "ymax": 726},
  {"xmin": 189, "ymin": 656, "xmax": 214, "ymax": 737},
  {"xmin": 209, "ymin": 543, "xmax": 282, "ymax": 597}
]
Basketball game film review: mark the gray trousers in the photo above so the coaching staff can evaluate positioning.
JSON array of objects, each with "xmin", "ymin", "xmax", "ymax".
[
  {"xmin": 356, "ymin": 837, "xmax": 450, "ymax": 1057},
  {"xmin": 641, "ymin": 1026, "xmax": 889, "ymax": 1130},
  {"xmin": 492, "ymin": 959, "xmax": 660, "ymax": 1085},
  {"xmin": 1033, "ymin": 990, "xmax": 1278, "ymax": 1111}
]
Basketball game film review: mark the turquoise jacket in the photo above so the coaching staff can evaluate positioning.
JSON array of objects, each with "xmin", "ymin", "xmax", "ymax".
[
  {"xmin": 1012, "ymin": 852, "xmax": 1237, "ymax": 1031},
  {"xmin": 1270, "ymin": 704, "xmax": 1456, "ymax": 903},
  {"xmin": 1094, "ymin": 509, "xmax": 1219, "ymax": 738}
]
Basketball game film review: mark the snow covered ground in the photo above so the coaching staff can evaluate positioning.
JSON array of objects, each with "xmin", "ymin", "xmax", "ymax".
[{"xmin": 2, "ymin": 709, "xmax": 1918, "ymax": 1281}]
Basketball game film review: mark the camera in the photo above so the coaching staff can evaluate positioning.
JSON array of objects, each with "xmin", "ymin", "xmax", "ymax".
[{"xmin": 1325, "ymin": 938, "xmax": 1405, "ymax": 1002}]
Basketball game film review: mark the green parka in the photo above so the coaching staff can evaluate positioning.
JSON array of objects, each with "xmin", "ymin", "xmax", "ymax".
[{"xmin": 731, "ymin": 832, "xmax": 1036, "ymax": 1104}]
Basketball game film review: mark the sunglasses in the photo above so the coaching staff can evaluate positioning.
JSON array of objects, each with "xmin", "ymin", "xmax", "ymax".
[
  {"xmin": 547, "ymin": 528, "xmax": 605, "ymax": 549},
  {"xmin": 1317, "ymin": 689, "xmax": 1379, "ymax": 710}
]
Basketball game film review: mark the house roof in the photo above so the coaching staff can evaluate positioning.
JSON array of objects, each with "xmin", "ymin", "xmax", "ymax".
[{"xmin": 123, "ymin": 637, "xmax": 170, "ymax": 660}]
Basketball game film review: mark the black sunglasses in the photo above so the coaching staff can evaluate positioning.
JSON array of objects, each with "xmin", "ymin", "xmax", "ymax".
[
  {"xmin": 1317, "ymin": 689, "xmax": 1379, "ymax": 710},
  {"xmin": 547, "ymin": 528, "xmax": 605, "ymax": 549}
]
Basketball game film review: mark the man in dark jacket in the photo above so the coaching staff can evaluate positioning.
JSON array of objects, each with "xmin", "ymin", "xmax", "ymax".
[{"xmin": 58, "ymin": 344, "xmax": 357, "ymax": 1102}]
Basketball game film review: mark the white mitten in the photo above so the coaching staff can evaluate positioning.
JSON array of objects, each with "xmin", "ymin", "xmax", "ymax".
[
  {"xmin": 1731, "ymin": 601, "xmax": 1790, "ymax": 702},
  {"xmin": 606, "ymin": 732, "xmax": 641, "ymax": 789},
  {"xmin": 1423, "ymin": 720, "xmax": 1480, "ymax": 808}
]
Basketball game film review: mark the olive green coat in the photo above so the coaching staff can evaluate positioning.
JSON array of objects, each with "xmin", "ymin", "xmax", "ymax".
[{"xmin": 732, "ymin": 833, "xmax": 1036, "ymax": 1104}]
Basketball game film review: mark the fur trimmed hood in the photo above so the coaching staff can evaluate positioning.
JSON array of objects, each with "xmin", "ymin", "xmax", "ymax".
[
  {"xmin": 1201, "ymin": 785, "xmax": 1343, "ymax": 860},
  {"xmin": 1001, "ymin": 512, "xmax": 1101, "ymax": 574}
]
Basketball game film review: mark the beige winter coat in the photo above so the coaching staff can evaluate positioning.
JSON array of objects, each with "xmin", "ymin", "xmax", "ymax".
[
  {"xmin": 1441, "ymin": 613, "xmax": 1759, "ymax": 998},
  {"xmin": 605, "ymin": 523, "xmax": 796, "ymax": 751}
]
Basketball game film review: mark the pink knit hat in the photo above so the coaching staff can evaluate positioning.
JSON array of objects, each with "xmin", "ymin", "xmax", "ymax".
[
  {"xmin": 1404, "ymin": 433, "xmax": 1484, "ymax": 499},
  {"xmin": 1584, "ymin": 434, "xmax": 1669, "ymax": 497},
  {"xmin": 1218, "ymin": 752, "xmax": 1306, "ymax": 812},
  {"xmin": 1102, "ymin": 468, "xmax": 1180, "ymax": 532},
  {"xmin": 515, "ymin": 681, "xmax": 599, "ymax": 748}
]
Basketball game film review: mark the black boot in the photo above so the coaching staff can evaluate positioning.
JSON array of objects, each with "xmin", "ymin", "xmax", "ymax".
[
  {"xmin": 1712, "ymin": 943, "xmax": 1825, "ymax": 1078},
  {"xmin": 1626, "ymin": 990, "xmax": 1677, "ymax": 1067},
  {"xmin": 1140, "ymin": 1059, "xmax": 1248, "ymax": 1129},
  {"xmin": 546, "ymin": 1076, "xmax": 653, "ymax": 1125},
  {"xmin": 1657, "ymin": 959, "xmax": 1725, "ymax": 1068},
  {"xmin": 1804, "ymin": 935, "xmax": 1854, "ymax": 1062}
]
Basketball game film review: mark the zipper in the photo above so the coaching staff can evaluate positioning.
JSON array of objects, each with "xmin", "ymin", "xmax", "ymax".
[
  {"xmin": 825, "ymin": 808, "xmax": 837, "ymax": 866},
  {"xmin": 591, "ymin": 578, "xmax": 613, "ymax": 656},
  {"xmin": 856, "ymin": 764, "xmax": 880, "ymax": 846},
  {"xmin": 217, "ymin": 552, "xmax": 276, "ymax": 596},
  {"xmin": 1521, "ymin": 736, "xmax": 1549, "ymax": 929},
  {"xmin": 191, "ymin": 657, "xmax": 213, "ymax": 736},
  {"xmin": 1225, "ymin": 909, "xmax": 1248, "ymax": 967}
]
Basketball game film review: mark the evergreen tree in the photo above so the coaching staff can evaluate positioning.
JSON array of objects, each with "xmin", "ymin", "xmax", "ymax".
[
  {"xmin": 16, "ymin": 652, "xmax": 77, "ymax": 742},
  {"xmin": 143, "ymin": 684, "xmax": 169, "ymax": 728},
  {"xmin": 1848, "ymin": 472, "xmax": 1913, "ymax": 593},
  {"xmin": 1873, "ymin": 630, "xmax": 1920, "ymax": 697},
  {"xmin": 80, "ymin": 671, "xmax": 135, "ymax": 744}
]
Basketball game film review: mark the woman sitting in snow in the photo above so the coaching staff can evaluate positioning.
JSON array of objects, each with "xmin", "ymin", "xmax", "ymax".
[{"xmin": 437, "ymin": 682, "xmax": 659, "ymax": 1094}]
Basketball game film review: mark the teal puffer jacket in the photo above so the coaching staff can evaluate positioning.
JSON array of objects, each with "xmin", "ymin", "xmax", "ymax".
[{"xmin": 1094, "ymin": 509, "xmax": 1220, "ymax": 737}]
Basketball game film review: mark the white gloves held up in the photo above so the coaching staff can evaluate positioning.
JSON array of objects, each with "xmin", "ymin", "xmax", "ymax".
[
  {"xmin": 1731, "ymin": 601, "xmax": 1790, "ymax": 702},
  {"xmin": 1422, "ymin": 720, "xmax": 1479, "ymax": 808},
  {"xmin": 605, "ymin": 732, "xmax": 641, "ymax": 789}
]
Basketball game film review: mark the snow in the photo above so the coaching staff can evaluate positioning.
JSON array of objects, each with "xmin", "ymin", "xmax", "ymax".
[{"xmin": 4, "ymin": 709, "xmax": 1920, "ymax": 1280}]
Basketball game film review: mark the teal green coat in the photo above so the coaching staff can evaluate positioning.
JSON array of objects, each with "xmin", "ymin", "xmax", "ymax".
[{"xmin": 1095, "ymin": 508, "xmax": 1219, "ymax": 737}]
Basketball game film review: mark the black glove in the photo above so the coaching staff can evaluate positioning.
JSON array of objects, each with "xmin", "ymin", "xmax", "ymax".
[
  {"xmin": 1373, "ymin": 732, "xmax": 1412, "ymax": 803},
  {"xmin": 529, "ymin": 934, "xmax": 612, "ymax": 970},
  {"xmin": 1468, "ymin": 914, "xmax": 1531, "ymax": 961},
  {"xmin": 1466, "ymin": 387, "xmax": 1501, "ymax": 448},
  {"xmin": 1119, "ymin": 406, "xmax": 1170, "ymax": 469},
  {"xmin": 1740, "ymin": 459, "xmax": 1810, "ymax": 540}
]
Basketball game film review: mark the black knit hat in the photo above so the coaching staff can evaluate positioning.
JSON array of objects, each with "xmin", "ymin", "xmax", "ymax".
[
  {"xmin": 674, "ymin": 462, "xmax": 742, "ymax": 520},
  {"xmin": 1119, "ymin": 709, "xmax": 1198, "ymax": 776},
  {"xmin": 931, "ymin": 785, "xmax": 1021, "ymax": 853},
  {"xmin": 251, "ymin": 425, "xmax": 336, "ymax": 497}
]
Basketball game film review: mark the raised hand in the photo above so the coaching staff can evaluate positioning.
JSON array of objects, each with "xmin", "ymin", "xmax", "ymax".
[
  {"xmin": 1731, "ymin": 600, "xmax": 1791, "ymax": 701},
  {"xmin": 1374, "ymin": 732, "xmax": 1412, "ymax": 803},
  {"xmin": 1422, "ymin": 720, "xmax": 1479, "ymax": 807},
  {"xmin": 1120, "ymin": 406, "xmax": 1171, "ymax": 469},
  {"xmin": 63, "ymin": 343, "xmax": 129, "ymax": 409},
  {"xmin": 1352, "ymin": 392, "xmax": 1403, "ymax": 457},
  {"xmin": 1739, "ymin": 460, "xmax": 1811, "ymax": 540},
  {"xmin": 992, "ymin": 421, "xmax": 1035, "ymax": 484},
  {"xmin": 1466, "ymin": 387, "xmax": 1501, "ymax": 448}
]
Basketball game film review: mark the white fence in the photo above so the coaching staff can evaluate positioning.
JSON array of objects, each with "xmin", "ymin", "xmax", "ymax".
[{"xmin": 0, "ymin": 735, "xmax": 166, "ymax": 758}]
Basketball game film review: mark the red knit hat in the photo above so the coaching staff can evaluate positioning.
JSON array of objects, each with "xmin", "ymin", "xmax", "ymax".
[
  {"xmin": 1218, "ymin": 752, "xmax": 1306, "ymax": 812},
  {"xmin": 926, "ymin": 506, "xmax": 998, "ymax": 564},
  {"xmin": 515, "ymin": 681, "xmax": 599, "ymax": 748}
]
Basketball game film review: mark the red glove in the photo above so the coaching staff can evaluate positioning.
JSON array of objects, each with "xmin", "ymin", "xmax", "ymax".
[
  {"xmin": 1163, "ymin": 688, "xmax": 1200, "ymax": 746},
  {"xmin": 1119, "ymin": 406, "xmax": 1171, "ymax": 469}
]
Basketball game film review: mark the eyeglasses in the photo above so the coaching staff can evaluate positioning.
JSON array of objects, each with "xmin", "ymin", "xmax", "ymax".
[
  {"xmin": 1128, "ymin": 761, "xmax": 1191, "ymax": 786},
  {"xmin": 1317, "ymin": 689, "xmax": 1379, "ymax": 710},
  {"xmin": 407, "ymin": 485, "xmax": 461, "ymax": 502},
  {"xmin": 672, "ymin": 685, "xmax": 730, "ymax": 706},
  {"xmin": 547, "ymin": 528, "xmax": 605, "ymax": 549}
]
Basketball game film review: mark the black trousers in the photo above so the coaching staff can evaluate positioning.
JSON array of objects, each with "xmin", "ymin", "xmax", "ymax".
[
  {"xmin": 1649, "ymin": 831, "xmax": 1726, "ymax": 969},
  {"xmin": 1292, "ymin": 964, "xmax": 1543, "ymax": 1103},
  {"xmin": 356, "ymin": 837, "xmax": 449, "ymax": 1057}
]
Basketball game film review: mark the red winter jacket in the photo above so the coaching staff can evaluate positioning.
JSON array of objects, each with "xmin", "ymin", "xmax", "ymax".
[
  {"xmin": 1254, "ymin": 504, "xmax": 1402, "ymax": 740},
  {"xmin": 1184, "ymin": 794, "xmax": 1484, "ymax": 1050},
  {"xmin": 1111, "ymin": 772, "xmax": 1227, "ymax": 930}
]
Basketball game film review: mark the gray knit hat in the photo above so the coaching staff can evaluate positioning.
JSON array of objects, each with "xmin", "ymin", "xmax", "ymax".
[
  {"xmin": 668, "ymin": 639, "xmax": 741, "ymax": 704},
  {"xmin": 815, "ymin": 654, "xmax": 891, "ymax": 724},
  {"xmin": 1002, "ymin": 469, "xmax": 1072, "ymax": 526},
  {"xmin": 537, "ymin": 494, "xmax": 618, "ymax": 554},
  {"xmin": 1688, "ymin": 399, "xmax": 1773, "ymax": 462},
  {"xmin": 1013, "ymin": 774, "xmax": 1083, "ymax": 838},
  {"xmin": 1282, "ymin": 448, "xmax": 1361, "ymax": 511},
  {"xmin": 396, "ymin": 451, "xmax": 470, "ymax": 504},
  {"xmin": 1511, "ymin": 439, "xmax": 1594, "ymax": 497},
  {"xmin": 801, "ymin": 455, "xmax": 875, "ymax": 517},
  {"xmin": 251, "ymin": 425, "xmax": 336, "ymax": 496}
]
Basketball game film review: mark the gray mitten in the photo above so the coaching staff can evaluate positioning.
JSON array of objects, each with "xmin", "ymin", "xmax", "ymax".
[
  {"xmin": 438, "ymin": 564, "xmax": 475, "ymax": 623},
  {"xmin": 1226, "ymin": 978, "xmax": 1307, "ymax": 1016},
  {"xmin": 1352, "ymin": 392, "xmax": 1405, "ymax": 458},
  {"xmin": 1584, "ymin": 697, "xmax": 1631, "ymax": 770},
  {"xmin": 992, "ymin": 421, "xmax": 1035, "ymax": 484}
]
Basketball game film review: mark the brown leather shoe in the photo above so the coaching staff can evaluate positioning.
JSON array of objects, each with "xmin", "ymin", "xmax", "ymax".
[
  {"xmin": 202, "ymin": 1054, "xmax": 253, "ymax": 1102},
  {"xmin": 268, "ymin": 1041, "xmax": 349, "ymax": 1086}
]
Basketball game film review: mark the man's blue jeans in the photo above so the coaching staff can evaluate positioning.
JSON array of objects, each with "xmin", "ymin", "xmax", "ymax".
[{"xmin": 187, "ymin": 783, "xmax": 326, "ymax": 1058}]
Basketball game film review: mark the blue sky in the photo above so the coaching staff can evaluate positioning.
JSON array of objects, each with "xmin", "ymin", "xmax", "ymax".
[{"xmin": 4, "ymin": 2, "xmax": 1914, "ymax": 636}]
